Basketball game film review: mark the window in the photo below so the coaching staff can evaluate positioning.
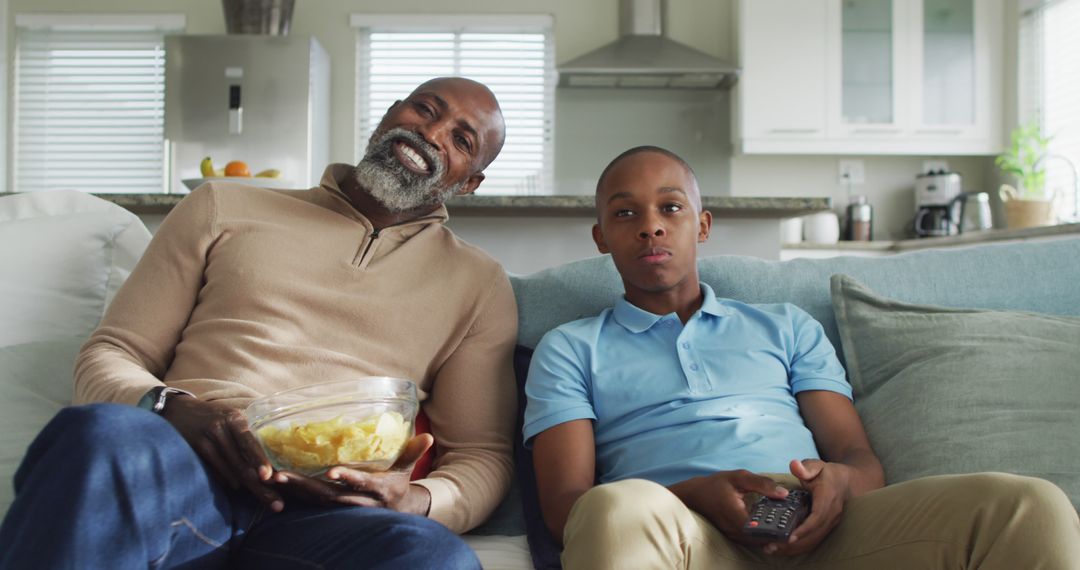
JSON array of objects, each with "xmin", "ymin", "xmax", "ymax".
[
  {"xmin": 1018, "ymin": 0, "xmax": 1080, "ymax": 220},
  {"xmin": 13, "ymin": 15, "xmax": 184, "ymax": 194},
  {"xmin": 352, "ymin": 15, "xmax": 554, "ymax": 195}
]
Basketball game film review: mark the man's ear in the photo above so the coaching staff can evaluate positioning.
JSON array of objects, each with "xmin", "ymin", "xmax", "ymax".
[
  {"xmin": 457, "ymin": 172, "xmax": 485, "ymax": 196},
  {"xmin": 592, "ymin": 222, "xmax": 610, "ymax": 254},
  {"xmin": 697, "ymin": 209, "xmax": 712, "ymax": 243}
]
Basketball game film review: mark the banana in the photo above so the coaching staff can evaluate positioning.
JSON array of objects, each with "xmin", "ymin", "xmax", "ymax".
[
  {"xmin": 199, "ymin": 156, "xmax": 216, "ymax": 178},
  {"xmin": 255, "ymin": 169, "xmax": 282, "ymax": 178}
]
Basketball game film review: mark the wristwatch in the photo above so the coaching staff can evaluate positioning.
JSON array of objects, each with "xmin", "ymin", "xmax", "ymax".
[{"xmin": 136, "ymin": 386, "xmax": 194, "ymax": 414}]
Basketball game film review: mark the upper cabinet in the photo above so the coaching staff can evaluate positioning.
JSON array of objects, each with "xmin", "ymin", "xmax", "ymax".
[{"xmin": 734, "ymin": 0, "xmax": 1004, "ymax": 155}]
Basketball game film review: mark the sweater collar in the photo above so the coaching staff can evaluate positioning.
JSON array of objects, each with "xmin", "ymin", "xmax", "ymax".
[{"xmin": 313, "ymin": 163, "xmax": 450, "ymax": 229}]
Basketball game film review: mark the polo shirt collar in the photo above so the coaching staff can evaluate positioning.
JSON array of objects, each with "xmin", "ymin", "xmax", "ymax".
[
  {"xmin": 699, "ymin": 283, "xmax": 731, "ymax": 318},
  {"xmin": 612, "ymin": 283, "xmax": 729, "ymax": 333}
]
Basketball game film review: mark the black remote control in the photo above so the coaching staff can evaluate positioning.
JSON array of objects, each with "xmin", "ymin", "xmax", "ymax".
[{"xmin": 743, "ymin": 489, "xmax": 811, "ymax": 541}]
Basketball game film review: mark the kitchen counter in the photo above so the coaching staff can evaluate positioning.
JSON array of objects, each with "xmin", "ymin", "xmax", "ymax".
[
  {"xmin": 92, "ymin": 192, "xmax": 831, "ymax": 218},
  {"xmin": 68, "ymin": 191, "xmax": 833, "ymax": 273},
  {"xmin": 784, "ymin": 222, "xmax": 1080, "ymax": 253}
]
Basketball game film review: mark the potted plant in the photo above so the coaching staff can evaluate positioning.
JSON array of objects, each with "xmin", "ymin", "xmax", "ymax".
[{"xmin": 995, "ymin": 123, "xmax": 1055, "ymax": 228}]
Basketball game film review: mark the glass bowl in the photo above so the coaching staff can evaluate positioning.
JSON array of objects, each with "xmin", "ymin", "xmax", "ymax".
[{"xmin": 245, "ymin": 377, "xmax": 418, "ymax": 477}]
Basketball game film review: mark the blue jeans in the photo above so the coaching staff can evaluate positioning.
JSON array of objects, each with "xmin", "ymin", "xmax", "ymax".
[{"xmin": 0, "ymin": 404, "xmax": 481, "ymax": 570}]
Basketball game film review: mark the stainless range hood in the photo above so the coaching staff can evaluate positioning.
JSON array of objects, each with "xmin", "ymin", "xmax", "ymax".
[
  {"xmin": 222, "ymin": 0, "xmax": 295, "ymax": 35},
  {"xmin": 558, "ymin": 0, "xmax": 739, "ymax": 89}
]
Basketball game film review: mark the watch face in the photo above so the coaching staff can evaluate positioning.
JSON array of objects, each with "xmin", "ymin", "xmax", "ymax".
[{"xmin": 137, "ymin": 387, "xmax": 166, "ymax": 412}]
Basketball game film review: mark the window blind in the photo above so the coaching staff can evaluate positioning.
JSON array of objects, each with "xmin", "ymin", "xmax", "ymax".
[
  {"xmin": 355, "ymin": 19, "xmax": 554, "ymax": 195},
  {"xmin": 1019, "ymin": 0, "xmax": 1080, "ymax": 219},
  {"xmin": 14, "ymin": 26, "xmax": 172, "ymax": 193}
]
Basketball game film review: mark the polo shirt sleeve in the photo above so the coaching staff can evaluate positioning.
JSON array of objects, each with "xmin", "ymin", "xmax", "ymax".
[
  {"xmin": 522, "ymin": 328, "xmax": 596, "ymax": 447},
  {"xmin": 787, "ymin": 306, "xmax": 853, "ymax": 400}
]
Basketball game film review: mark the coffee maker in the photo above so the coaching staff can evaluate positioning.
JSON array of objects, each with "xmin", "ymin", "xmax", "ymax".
[{"xmin": 914, "ymin": 170, "xmax": 962, "ymax": 237}]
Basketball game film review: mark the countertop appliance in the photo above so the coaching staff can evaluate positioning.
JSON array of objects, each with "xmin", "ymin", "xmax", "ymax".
[
  {"xmin": 164, "ymin": 35, "xmax": 330, "ymax": 193},
  {"xmin": 915, "ymin": 170, "xmax": 963, "ymax": 211},
  {"xmin": 956, "ymin": 192, "xmax": 994, "ymax": 233},
  {"xmin": 914, "ymin": 170, "xmax": 963, "ymax": 237}
]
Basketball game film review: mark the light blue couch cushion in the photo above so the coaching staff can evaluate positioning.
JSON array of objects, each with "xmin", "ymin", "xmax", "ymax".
[{"xmin": 511, "ymin": 238, "xmax": 1080, "ymax": 366}]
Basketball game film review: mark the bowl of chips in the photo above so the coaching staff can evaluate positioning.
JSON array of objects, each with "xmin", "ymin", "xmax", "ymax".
[{"xmin": 245, "ymin": 377, "xmax": 418, "ymax": 477}]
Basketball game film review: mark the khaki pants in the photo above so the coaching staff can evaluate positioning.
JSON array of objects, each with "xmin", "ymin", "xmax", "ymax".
[{"xmin": 562, "ymin": 473, "xmax": 1080, "ymax": 569}]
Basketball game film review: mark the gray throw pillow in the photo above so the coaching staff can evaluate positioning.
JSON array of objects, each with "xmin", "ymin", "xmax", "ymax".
[{"xmin": 830, "ymin": 274, "xmax": 1080, "ymax": 510}]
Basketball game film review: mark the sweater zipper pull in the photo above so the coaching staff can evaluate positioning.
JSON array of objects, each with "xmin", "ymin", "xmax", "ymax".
[{"xmin": 358, "ymin": 228, "xmax": 381, "ymax": 267}]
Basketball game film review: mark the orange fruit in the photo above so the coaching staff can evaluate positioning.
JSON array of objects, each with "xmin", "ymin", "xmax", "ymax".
[{"xmin": 224, "ymin": 161, "xmax": 251, "ymax": 177}]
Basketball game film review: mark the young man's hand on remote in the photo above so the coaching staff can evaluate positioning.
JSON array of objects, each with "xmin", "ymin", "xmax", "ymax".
[
  {"xmin": 669, "ymin": 470, "xmax": 790, "ymax": 547},
  {"xmin": 763, "ymin": 459, "xmax": 851, "ymax": 555}
]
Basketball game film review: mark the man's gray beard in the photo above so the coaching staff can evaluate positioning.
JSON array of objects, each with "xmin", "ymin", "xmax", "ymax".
[{"xmin": 355, "ymin": 127, "xmax": 465, "ymax": 213}]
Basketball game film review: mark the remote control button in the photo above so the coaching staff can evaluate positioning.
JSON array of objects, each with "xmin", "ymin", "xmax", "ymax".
[{"xmin": 748, "ymin": 521, "xmax": 759, "ymax": 527}]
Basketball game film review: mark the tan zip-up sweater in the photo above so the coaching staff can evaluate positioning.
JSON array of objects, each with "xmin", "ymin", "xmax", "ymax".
[{"xmin": 74, "ymin": 164, "xmax": 518, "ymax": 533}]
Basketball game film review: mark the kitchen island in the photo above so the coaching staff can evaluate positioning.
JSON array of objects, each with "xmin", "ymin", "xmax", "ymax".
[{"xmin": 95, "ymin": 193, "xmax": 830, "ymax": 274}]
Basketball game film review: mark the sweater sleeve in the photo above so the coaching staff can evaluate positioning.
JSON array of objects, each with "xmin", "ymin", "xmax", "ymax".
[
  {"xmin": 411, "ymin": 269, "xmax": 518, "ymax": 534},
  {"xmin": 73, "ymin": 186, "xmax": 219, "ymax": 405}
]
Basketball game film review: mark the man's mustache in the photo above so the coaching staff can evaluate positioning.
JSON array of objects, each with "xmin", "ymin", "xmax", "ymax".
[{"xmin": 367, "ymin": 128, "xmax": 442, "ymax": 178}]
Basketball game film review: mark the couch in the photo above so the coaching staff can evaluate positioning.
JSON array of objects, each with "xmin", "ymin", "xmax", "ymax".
[{"xmin": 3, "ymin": 190, "xmax": 1079, "ymax": 570}]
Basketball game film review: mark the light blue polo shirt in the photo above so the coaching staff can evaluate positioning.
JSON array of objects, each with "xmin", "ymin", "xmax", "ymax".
[{"xmin": 522, "ymin": 284, "xmax": 851, "ymax": 487}]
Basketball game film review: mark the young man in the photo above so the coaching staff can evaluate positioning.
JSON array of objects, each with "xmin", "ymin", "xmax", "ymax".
[
  {"xmin": 524, "ymin": 146, "xmax": 1080, "ymax": 569},
  {"xmin": 0, "ymin": 77, "xmax": 516, "ymax": 569}
]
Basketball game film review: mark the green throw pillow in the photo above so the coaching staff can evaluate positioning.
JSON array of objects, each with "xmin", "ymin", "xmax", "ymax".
[{"xmin": 830, "ymin": 274, "xmax": 1080, "ymax": 510}]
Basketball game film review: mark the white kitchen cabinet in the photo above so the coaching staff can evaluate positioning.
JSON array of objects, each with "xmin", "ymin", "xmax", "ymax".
[
  {"xmin": 735, "ymin": 0, "xmax": 831, "ymax": 141},
  {"xmin": 734, "ymin": 0, "xmax": 1004, "ymax": 155}
]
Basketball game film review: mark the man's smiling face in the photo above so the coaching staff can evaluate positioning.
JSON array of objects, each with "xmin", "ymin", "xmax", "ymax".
[{"xmin": 356, "ymin": 78, "xmax": 504, "ymax": 213}]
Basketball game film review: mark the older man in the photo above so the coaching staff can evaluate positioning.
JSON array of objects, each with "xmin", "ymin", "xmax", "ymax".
[{"xmin": 0, "ymin": 77, "xmax": 516, "ymax": 570}]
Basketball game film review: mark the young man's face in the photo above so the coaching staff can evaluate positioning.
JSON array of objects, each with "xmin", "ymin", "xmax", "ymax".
[
  {"xmin": 593, "ymin": 151, "xmax": 711, "ymax": 298},
  {"xmin": 357, "ymin": 78, "xmax": 504, "ymax": 212}
]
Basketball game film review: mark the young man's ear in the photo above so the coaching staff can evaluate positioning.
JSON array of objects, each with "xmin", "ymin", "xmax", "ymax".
[
  {"xmin": 592, "ymin": 223, "xmax": 610, "ymax": 254},
  {"xmin": 457, "ymin": 173, "xmax": 486, "ymax": 197},
  {"xmin": 697, "ymin": 210, "xmax": 712, "ymax": 243}
]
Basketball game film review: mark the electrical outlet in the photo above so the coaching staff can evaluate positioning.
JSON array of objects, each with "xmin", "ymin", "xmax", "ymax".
[{"xmin": 838, "ymin": 160, "xmax": 865, "ymax": 185}]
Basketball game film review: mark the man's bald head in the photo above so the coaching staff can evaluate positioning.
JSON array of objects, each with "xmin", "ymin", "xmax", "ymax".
[{"xmin": 411, "ymin": 77, "xmax": 506, "ymax": 170}]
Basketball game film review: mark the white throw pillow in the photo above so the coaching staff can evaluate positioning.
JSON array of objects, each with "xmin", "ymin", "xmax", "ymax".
[{"xmin": 0, "ymin": 190, "xmax": 151, "ymax": 345}]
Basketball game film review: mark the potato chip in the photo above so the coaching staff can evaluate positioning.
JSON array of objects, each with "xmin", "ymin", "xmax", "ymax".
[{"xmin": 256, "ymin": 412, "xmax": 411, "ymax": 474}]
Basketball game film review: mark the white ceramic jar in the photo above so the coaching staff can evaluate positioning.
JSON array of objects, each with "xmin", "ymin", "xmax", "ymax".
[
  {"xmin": 780, "ymin": 217, "xmax": 804, "ymax": 244},
  {"xmin": 803, "ymin": 211, "xmax": 840, "ymax": 244}
]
